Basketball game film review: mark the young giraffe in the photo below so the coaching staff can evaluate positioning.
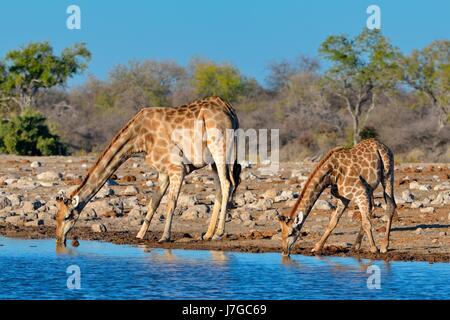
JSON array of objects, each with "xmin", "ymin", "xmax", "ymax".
[
  {"xmin": 55, "ymin": 96, "xmax": 241, "ymax": 246},
  {"xmin": 277, "ymin": 138, "xmax": 396, "ymax": 256}
]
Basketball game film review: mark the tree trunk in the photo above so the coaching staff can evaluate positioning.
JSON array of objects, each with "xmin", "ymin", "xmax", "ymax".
[{"xmin": 352, "ymin": 114, "xmax": 360, "ymax": 145}]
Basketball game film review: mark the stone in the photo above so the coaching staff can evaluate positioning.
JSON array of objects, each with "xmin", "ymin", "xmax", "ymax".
[
  {"xmin": 178, "ymin": 194, "xmax": 198, "ymax": 207},
  {"xmin": 415, "ymin": 228, "xmax": 423, "ymax": 235},
  {"xmin": 36, "ymin": 171, "xmax": 61, "ymax": 181},
  {"xmin": 314, "ymin": 200, "xmax": 335, "ymax": 210},
  {"xmin": 25, "ymin": 219, "xmax": 44, "ymax": 227},
  {"xmin": 410, "ymin": 201, "xmax": 423, "ymax": 209},
  {"xmin": 263, "ymin": 189, "xmax": 278, "ymax": 199},
  {"xmin": 257, "ymin": 210, "xmax": 276, "ymax": 223},
  {"xmin": 180, "ymin": 205, "xmax": 209, "ymax": 220},
  {"xmin": 243, "ymin": 191, "xmax": 257, "ymax": 204},
  {"xmin": 431, "ymin": 191, "xmax": 450, "ymax": 206},
  {"xmin": 240, "ymin": 212, "xmax": 253, "ymax": 221},
  {"xmin": 22, "ymin": 200, "xmax": 43, "ymax": 212},
  {"xmin": 253, "ymin": 198, "xmax": 273, "ymax": 211},
  {"xmin": 401, "ymin": 190, "xmax": 415, "ymax": 203},
  {"xmin": 128, "ymin": 207, "xmax": 143, "ymax": 219},
  {"xmin": 6, "ymin": 194, "xmax": 23, "ymax": 207},
  {"xmin": 145, "ymin": 181, "xmax": 155, "ymax": 187},
  {"xmin": 420, "ymin": 207, "xmax": 435, "ymax": 214},
  {"xmin": 95, "ymin": 186, "xmax": 114, "ymax": 199},
  {"xmin": 0, "ymin": 196, "xmax": 12, "ymax": 210},
  {"xmin": 91, "ymin": 223, "xmax": 107, "ymax": 233},
  {"xmin": 122, "ymin": 186, "xmax": 139, "ymax": 196},
  {"xmin": 5, "ymin": 215, "xmax": 22, "ymax": 225},
  {"xmin": 30, "ymin": 161, "xmax": 42, "ymax": 168}
]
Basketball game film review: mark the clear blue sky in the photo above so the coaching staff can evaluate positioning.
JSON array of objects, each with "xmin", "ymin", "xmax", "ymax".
[{"xmin": 0, "ymin": 0, "xmax": 448, "ymax": 87}]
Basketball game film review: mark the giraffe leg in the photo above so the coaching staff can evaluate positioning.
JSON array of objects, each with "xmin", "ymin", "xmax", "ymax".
[
  {"xmin": 355, "ymin": 195, "xmax": 378, "ymax": 253},
  {"xmin": 353, "ymin": 226, "xmax": 364, "ymax": 251},
  {"xmin": 212, "ymin": 162, "xmax": 231, "ymax": 240},
  {"xmin": 136, "ymin": 173, "xmax": 169, "ymax": 239},
  {"xmin": 312, "ymin": 198, "xmax": 349, "ymax": 254},
  {"xmin": 159, "ymin": 168, "xmax": 184, "ymax": 243},
  {"xmin": 380, "ymin": 177, "xmax": 397, "ymax": 253},
  {"xmin": 203, "ymin": 165, "xmax": 222, "ymax": 240}
]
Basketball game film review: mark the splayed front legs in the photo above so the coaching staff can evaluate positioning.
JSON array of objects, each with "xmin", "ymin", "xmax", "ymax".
[{"xmin": 136, "ymin": 173, "xmax": 169, "ymax": 239}]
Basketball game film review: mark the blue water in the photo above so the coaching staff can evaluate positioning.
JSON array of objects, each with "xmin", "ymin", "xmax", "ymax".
[{"xmin": 0, "ymin": 236, "xmax": 448, "ymax": 299}]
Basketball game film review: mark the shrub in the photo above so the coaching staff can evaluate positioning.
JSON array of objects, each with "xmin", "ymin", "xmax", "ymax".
[
  {"xmin": 0, "ymin": 109, "xmax": 67, "ymax": 155},
  {"xmin": 359, "ymin": 126, "xmax": 379, "ymax": 140}
]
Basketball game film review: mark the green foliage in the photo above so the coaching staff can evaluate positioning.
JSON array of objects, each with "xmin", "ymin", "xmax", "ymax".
[
  {"xmin": 319, "ymin": 28, "xmax": 400, "ymax": 144},
  {"xmin": 400, "ymin": 40, "xmax": 450, "ymax": 127},
  {"xmin": 0, "ymin": 42, "xmax": 91, "ymax": 112},
  {"xmin": 191, "ymin": 61, "xmax": 245, "ymax": 102},
  {"xmin": 0, "ymin": 109, "xmax": 67, "ymax": 155}
]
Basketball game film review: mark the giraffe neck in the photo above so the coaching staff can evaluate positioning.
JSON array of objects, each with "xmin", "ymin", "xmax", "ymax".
[
  {"xmin": 70, "ymin": 112, "xmax": 143, "ymax": 209},
  {"xmin": 288, "ymin": 150, "xmax": 339, "ymax": 220}
]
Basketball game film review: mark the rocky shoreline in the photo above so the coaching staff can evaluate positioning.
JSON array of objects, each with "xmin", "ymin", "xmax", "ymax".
[{"xmin": 1, "ymin": 155, "xmax": 449, "ymax": 262}]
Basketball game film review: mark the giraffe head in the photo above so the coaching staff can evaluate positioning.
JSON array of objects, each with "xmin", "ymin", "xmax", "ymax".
[
  {"xmin": 276, "ymin": 210, "xmax": 303, "ymax": 256},
  {"xmin": 55, "ymin": 191, "xmax": 80, "ymax": 246}
]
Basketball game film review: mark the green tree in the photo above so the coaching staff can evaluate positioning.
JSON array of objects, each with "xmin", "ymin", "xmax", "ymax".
[
  {"xmin": 0, "ymin": 42, "xmax": 91, "ymax": 113},
  {"xmin": 400, "ymin": 40, "xmax": 450, "ymax": 129},
  {"xmin": 0, "ymin": 109, "xmax": 67, "ymax": 155},
  {"xmin": 191, "ymin": 60, "xmax": 245, "ymax": 103},
  {"xmin": 320, "ymin": 28, "xmax": 400, "ymax": 145}
]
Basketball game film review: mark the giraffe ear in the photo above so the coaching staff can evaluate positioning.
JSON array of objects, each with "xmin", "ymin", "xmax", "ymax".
[{"xmin": 71, "ymin": 195, "xmax": 79, "ymax": 208}]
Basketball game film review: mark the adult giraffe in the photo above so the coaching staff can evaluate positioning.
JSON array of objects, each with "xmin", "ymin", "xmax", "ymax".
[{"xmin": 55, "ymin": 96, "xmax": 241, "ymax": 246}]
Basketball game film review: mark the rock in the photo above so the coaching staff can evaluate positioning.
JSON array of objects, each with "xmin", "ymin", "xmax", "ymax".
[
  {"xmin": 145, "ymin": 181, "xmax": 155, "ymax": 187},
  {"xmin": 36, "ymin": 171, "xmax": 61, "ymax": 181},
  {"xmin": 95, "ymin": 186, "xmax": 114, "ymax": 199},
  {"xmin": 414, "ymin": 228, "xmax": 423, "ymax": 235},
  {"xmin": 181, "ymin": 205, "xmax": 209, "ymax": 220},
  {"xmin": 234, "ymin": 194, "xmax": 246, "ymax": 207},
  {"xmin": 22, "ymin": 200, "xmax": 43, "ymax": 212},
  {"xmin": 240, "ymin": 212, "xmax": 253, "ymax": 221},
  {"xmin": 253, "ymin": 198, "xmax": 273, "ymax": 211},
  {"xmin": 257, "ymin": 210, "xmax": 277, "ymax": 223},
  {"xmin": 313, "ymin": 200, "xmax": 335, "ymax": 210},
  {"xmin": 401, "ymin": 190, "xmax": 415, "ymax": 203},
  {"xmin": 25, "ymin": 219, "xmax": 44, "ymax": 227},
  {"xmin": 5, "ymin": 215, "xmax": 22, "ymax": 225},
  {"xmin": 291, "ymin": 170, "xmax": 308, "ymax": 181},
  {"xmin": 30, "ymin": 161, "xmax": 42, "ymax": 168},
  {"xmin": 128, "ymin": 207, "xmax": 143, "ymax": 219},
  {"xmin": 0, "ymin": 196, "xmax": 12, "ymax": 210},
  {"xmin": 177, "ymin": 195, "xmax": 198, "ymax": 207},
  {"xmin": 240, "ymin": 161, "xmax": 252, "ymax": 169},
  {"xmin": 109, "ymin": 199, "xmax": 124, "ymax": 216},
  {"xmin": 243, "ymin": 191, "xmax": 257, "ymax": 204},
  {"xmin": 410, "ymin": 201, "xmax": 423, "ymax": 209},
  {"xmin": 420, "ymin": 207, "xmax": 435, "ymax": 214},
  {"xmin": 6, "ymin": 194, "xmax": 23, "ymax": 207},
  {"xmin": 91, "ymin": 223, "xmax": 107, "ymax": 233},
  {"xmin": 431, "ymin": 191, "xmax": 450, "ymax": 206},
  {"xmin": 263, "ymin": 189, "xmax": 278, "ymax": 199},
  {"xmin": 243, "ymin": 220, "xmax": 256, "ymax": 228},
  {"xmin": 271, "ymin": 233, "xmax": 282, "ymax": 241},
  {"xmin": 242, "ymin": 172, "xmax": 257, "ymax": 180},
  {"xmin": 122, "ymin": 186, "xmax": 139, "ymax": 196}
]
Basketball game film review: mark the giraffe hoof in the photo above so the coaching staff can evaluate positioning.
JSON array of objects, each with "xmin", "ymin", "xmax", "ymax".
[
  {"xmin": 370, "ymin": 247, "xmax": 379, "ymax": 254},
  {"xmin": 380, "ymin": 247, "xmax": 388, "ymax": 254},
  {"xmin": 158, "ymin": 237, "xmax": 170, "ymax": 243},
  {"xmin": 136, "ymin": 232, "xmax": 145, "ymax": 240},
  {"xmin": 311, "ymin": 247, "xmax": 322, "ymax": 255},
  {"xmin": 202, "ymin": 234, "xmax": 212, "ymax": 241},
  {"xmin": 212, "ymin": 234, "xmax": 222, "ymax": 241}
]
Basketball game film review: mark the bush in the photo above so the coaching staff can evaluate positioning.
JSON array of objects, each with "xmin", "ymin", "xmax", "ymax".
[
  {"xmin": 359, "ymin": 126, "xmax": 379, "ymax": 140},
  {"xmin": 0, "ymin": 109, "xmax": 67, "ymax": 155}
]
